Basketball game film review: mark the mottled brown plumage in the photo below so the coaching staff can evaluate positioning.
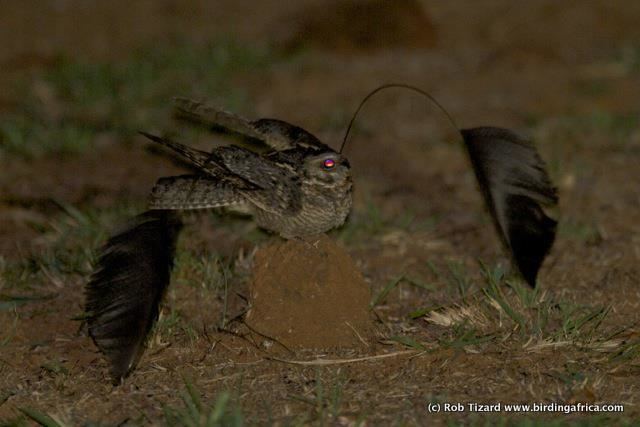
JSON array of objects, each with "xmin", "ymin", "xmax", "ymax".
[
  {"xmin": 86, "ymin": 102, "xmax": 352, "ymax": 382},
  {"xmin": 139, "ymin": 139, "xmax": 351, "ymax": 238}
]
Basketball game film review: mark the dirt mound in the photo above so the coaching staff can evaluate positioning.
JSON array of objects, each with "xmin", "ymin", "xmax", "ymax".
[
  {"xmin": 281, "ymin": 0, "xmax": 437, "ymax": 53},
  {"xmin": 245, "ymin": 235, "xmax": 374, "ymax": 349}
]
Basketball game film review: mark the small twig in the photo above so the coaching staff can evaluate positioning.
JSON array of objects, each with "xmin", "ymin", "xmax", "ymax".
[
  {"xmin": 240, "ymin": 320, "xmax": 294, "ymax": 354},
  {"xmin": 198, "ymin": 340, "xmax": 219, "ymax": 363},
  {"xmin": 225, "ymin": 308, "xmax": 249, "ymax": 327},
  {"xmin": 345, "ymin": 321, "xmax": 370, "ymax": 348},
  {"xmin": 235, "ymin": 291, "xmax": 248, "ymax": 303},
  {"xmin": 371, "ymin": 308, "xmax": 393, "ymax": 333},
  {"xmin": 202, "ymin": 319, "xmax": 212, "ymax": 344},
  {"xmin": 267, "ymin": 350, "xmax": 417, "ymax": 366},
  {"xmin": 216, "ymin": 327, "xmax": 260, "ymax": 351}
]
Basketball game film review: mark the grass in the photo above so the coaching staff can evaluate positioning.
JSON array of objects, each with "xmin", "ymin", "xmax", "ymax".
[
  {"xmin": 336, "ymin": 199, "xmax": 437, "ymax": 245},
  {"xmin": 370, "ymin": 274, "xmax": 435, "ymax": 309},
  {"xmin": 0, "ymin": 119, "xmax": 95, "ymax": 159},
  {"xmin": 0, "ymin": 201, "xmax": 142, "ymax": 292},
  {"xmin": 536, "ymin": 110, "xmax": 639, "ymax": 150},
  {"xmin": 422, "ymin": 263, "xmax": 618, "ymax": 349},
  {"xmin": 163, "ymin": 379, "xmax": 243, "ymax": 427},
  {"xmin": 0, "ymin": 39, "xmax": 276, "ymax": 159},
  {"xmin": 0, "ymin": 380, "xmax": 242, "ymax": 427},
  {"xmin": 558, "ymin": 219, "xmax": 601, "ymax": 244},
  {"xmin": 174, "ymin": 250, "xmax": 235, "ymax": 292},
  {"xmin": 0, "ymin": 309, "xmax": 19, "ymax": 348},
  {"xmin": 380, "ymin": 261, "xmax": 630, "ymax": 361},
  {"xmin": 462, "ymin": 416, "xmax": 636, "ymax": 427},
  {"xmin": 155, "ymin": 309, "xmax": 200, "ymax": 347},
  {"xmin": 285, "ymin": 369, "xmax": 360, "ymax": 427}
]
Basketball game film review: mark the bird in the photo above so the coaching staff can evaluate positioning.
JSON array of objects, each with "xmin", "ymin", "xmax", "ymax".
[
  {"xmin": 86, "ymin": 88, "xmax": 559, "ymax": 383},
  {"xmin": 86, "ymin": 99, "xmax": 353, "ymax": 382},
  {"xmin": 140, "ymin": 129, "xmax": 352, "ymax": 238}
]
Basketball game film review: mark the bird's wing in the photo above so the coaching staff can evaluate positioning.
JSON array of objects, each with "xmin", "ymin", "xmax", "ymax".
[
  {"xmin": 213, "ymin": 145, "xmax": 303, "ymax": 214},
  {"xmin": 139, "ymin": 132, "xmax": 225, "ymax": 177},
  {"xmin": 173, "ymin": 98, "xmax": 328, "ymax": 151},
  {"xmin": 461, "ymin": 127, "xmax": 558, "ymax": 287},
  {"xmin": 173, "ymin": 97, "xmax": 266, "ymax": 140},
  {"xmin": 85, "ymin": 210, "xmax": 182, "ymax": 383},
  {"xmin": 140, "ymin": 132, "xmax": 302, "ymax": 214},
  {"xmin": 149, "ymin": 175, "xmax": 245, "ymax": 210}
]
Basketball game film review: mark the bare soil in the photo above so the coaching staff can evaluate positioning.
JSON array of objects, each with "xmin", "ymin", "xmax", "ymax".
[{"xmin": 246, "ymin": 235, "xmax": 374, "ymax": 350}]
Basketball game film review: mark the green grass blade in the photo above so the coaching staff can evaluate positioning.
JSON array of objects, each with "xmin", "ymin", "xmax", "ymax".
[
  {"xmin": 370, "ymin": 275, "xmax": 404, "ymax": 308},
  {"xmin": 18, "ymin": 408, "xmax": 65, "ymax": 427}
]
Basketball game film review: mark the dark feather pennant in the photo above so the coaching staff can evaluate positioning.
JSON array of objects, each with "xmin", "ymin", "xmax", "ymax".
[
  {"xmin": 85, "ymin": 210, "xmax": 182, "ymax": 383},
  {"xmin": 461, "ymin": 127, "xmax": 558, "ymax": 287}
]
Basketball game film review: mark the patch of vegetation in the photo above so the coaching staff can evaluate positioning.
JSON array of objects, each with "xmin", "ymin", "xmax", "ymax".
[
  {"xmin": 154, "ymin": 308, "xmax": 200, "ymax": 346},
  {"xmin": 539, "ymin": 110, "xmax": 639, "ymax": 149},
  {"xmin": 336, "ymin": 199, "xmax": 437, "ymax": 245},
  {"xmin": 419, "ymin": 264, "xmax": 619, "ymax": 353},
  {"xmin": 614, "ymin": 43, "xmax": 640, "ymax": 73},
  {"xmin": 0, "ymin": 119, "xmax": 95, "ymax": 159},
  {"xmin": 370, "ymin": 274, "xmax": 435, "ymax": 309},
  {"xmin": 0, "ymin": 202, "xmax": 142, "ymax": 291},
  {"xmin": 285, "ymin": 369, "xmax": 358, "ymax": 426},
  {"xmin": 163, "ymin": 379, "xmax": 243, "ymax": 427},
  {"xmin": 0, "ymin": 407, "xmax": 70, "ymax": 427},
  {"xmin": 464, "ymin": 415, "xmax": 635, "ymax": 427},
  {"xmin": 0, "ymin": 309, "xmax": 19, "ymax": 348},
  {"xmin": 558, "ymin": 219, "xmax": 601, "ymax": 244},
  {"xmin": 0, "ymin": 39, "xmax": 276, "ymax": 159},
  {"xmin": 0, "ymin": 381, "xmax": 243, "ymax": 427}
]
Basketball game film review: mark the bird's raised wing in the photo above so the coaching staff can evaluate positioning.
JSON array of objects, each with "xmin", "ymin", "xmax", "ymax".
[
  {"xmin": 461, "ymin": 127, "xmax": 558, "ymax": 287},
  {"xmin": 139, "ymin": 131, "xmax": 225, "ymax": 177},
  {"xmin": 173, "ymin": 97, "xmax": 329, "ymax": 152},
  {"xmin": 141, "ymin": 132, "xmax": 303, "ymax": 215}
]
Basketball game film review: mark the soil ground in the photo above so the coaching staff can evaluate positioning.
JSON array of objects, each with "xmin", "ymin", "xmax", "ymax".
[
  {"xmin": 1, "ymin": 1, "xmax": 639, "ymax": 425},
  {"xmin": 246, "ymin": 235, "xmax": 374, "ymax": 350}
]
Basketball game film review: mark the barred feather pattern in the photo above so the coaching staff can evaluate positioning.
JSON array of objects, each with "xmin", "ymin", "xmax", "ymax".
[{"xmin": 149, "ymin": 175, "xmax": 244, "ymax": 210}]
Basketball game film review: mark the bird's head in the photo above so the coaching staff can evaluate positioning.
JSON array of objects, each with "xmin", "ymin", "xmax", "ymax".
[{"xmin": 303, "ymin": 151, "xmax": 351, "ymax": 188}]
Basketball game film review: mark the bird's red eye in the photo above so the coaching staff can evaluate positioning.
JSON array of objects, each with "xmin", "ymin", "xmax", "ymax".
[{"xmin": 323, "ymin": 158, "xmax": 336, "ymax": 169}]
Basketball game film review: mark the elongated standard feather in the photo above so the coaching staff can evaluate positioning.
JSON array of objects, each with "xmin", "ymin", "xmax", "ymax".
[
  {"xmin": 85, "ymin": 210, "xmax": 182, "ymax": 382},
  {"xmin": 461, "ymin": 127, "xmax": 558, "ymax": 287}
]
